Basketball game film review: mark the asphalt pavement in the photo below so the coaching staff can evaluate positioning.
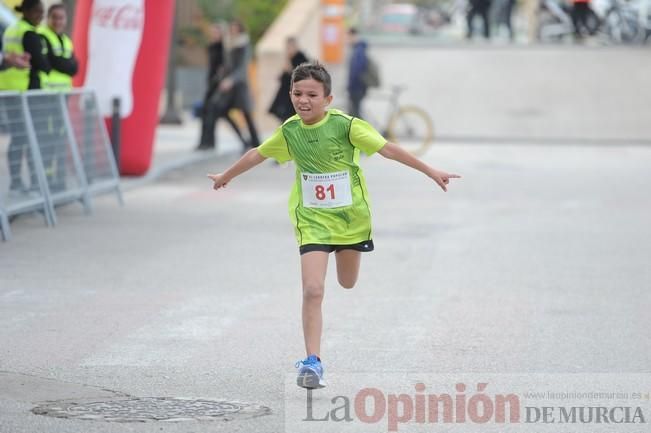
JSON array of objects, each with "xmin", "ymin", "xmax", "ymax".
[{"xmin": 1, "ymin": 44, "xmax": 650, "ymax": 433}]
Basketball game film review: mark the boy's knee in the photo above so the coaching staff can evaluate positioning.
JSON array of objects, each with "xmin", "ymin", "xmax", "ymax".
[{"xmin": 303, "ymin": 281, "xmax": 324, "ymax": 301}]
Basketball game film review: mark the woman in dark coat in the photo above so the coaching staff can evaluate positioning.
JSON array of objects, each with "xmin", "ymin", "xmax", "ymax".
[
  {"xmin": 268, "ymin": 37, "xmax": 308, "ymax": 122},
  {"xmin": 200, "ymin": 20, "xmax": 259, "ymax": 151},
  {"xmin": 197, "ymin": 23, "xmax": 246, "ymax": 151}
]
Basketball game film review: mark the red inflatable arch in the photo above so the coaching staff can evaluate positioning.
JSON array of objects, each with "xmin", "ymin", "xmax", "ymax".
[{"xmin": 73, "ymin": 0, "xmax": 175, "ymax": 175}]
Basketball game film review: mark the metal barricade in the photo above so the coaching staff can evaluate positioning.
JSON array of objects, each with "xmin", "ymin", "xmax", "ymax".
[
  {"xmin": 25, "ymin": 91, "xmax": 92, "ymax": 214},
  {"xmin": 0, "ymin": 89, "xmax": 123, "ymax": 242},
  {"xmin": 0, "ymin": 91, "xmax": 55, "ymax": 241},
  {"xmin": 65, "ymin": 90, "xmax": 123, "ymax": 204}
]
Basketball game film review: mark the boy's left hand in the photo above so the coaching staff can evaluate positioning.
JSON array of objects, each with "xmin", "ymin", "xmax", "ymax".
[{"xmin": 430, "ymin": 169, "xmax": 461, "ymax": 192}]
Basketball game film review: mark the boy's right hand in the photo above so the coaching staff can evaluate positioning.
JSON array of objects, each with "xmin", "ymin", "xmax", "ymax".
[
  {"xmin": 429, "ymin": 169, "xmax": 461, "ymax": 192},
  {"xmin": 207, "ymin": 173, "xmax": 229, "ymax": 190}
]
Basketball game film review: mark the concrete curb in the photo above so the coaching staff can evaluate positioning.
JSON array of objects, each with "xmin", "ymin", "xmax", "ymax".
[{"xmin": 119, "ymin": 148, "xmax": 240, "ymax": 192}]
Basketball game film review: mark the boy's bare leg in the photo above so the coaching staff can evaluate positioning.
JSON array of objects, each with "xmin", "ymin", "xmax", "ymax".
[
  {"xmin": 301, "ymin": 251, "xmax": 329, "ymax": 357},
  {"xmin": 335, "ymin": 250, "xmax": 362, "ymax": 289}
]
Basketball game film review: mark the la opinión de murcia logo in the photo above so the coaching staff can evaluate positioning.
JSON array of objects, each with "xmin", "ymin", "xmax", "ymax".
[
  {"xmin": 92, "ymin": 5, "xmax": 144, "ymax": 30},
  {"xmin": 300, "ymin": 382, "xmax": 647, "ymax": 432}
]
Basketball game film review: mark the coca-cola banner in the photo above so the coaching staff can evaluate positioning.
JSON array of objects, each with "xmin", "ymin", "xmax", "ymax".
[{"xmin": 73, "ymin": 0, "xmax": 174, "ymax": 175}]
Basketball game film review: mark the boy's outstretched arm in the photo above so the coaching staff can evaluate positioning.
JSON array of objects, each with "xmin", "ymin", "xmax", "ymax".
[
  {"xmin": 378, "ymin": 142, "xmax": 461, "ymax": 192},
  {"xmin": 207, "ymin": 148, "xmax": 267, "ymax": 190}
]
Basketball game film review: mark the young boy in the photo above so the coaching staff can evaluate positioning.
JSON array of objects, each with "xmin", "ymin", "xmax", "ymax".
[{"xmin": 207, "ymin": 62, "xmax": 460, "ymax": 389}]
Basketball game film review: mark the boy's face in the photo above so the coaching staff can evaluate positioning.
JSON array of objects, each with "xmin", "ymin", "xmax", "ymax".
[{"xmin": 290, "ymin": 78, "xmax": 332, "ymax": 125}]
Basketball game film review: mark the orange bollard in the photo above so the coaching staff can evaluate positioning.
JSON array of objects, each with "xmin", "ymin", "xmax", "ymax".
[{"xmin": 321, "ymin": 0, "xmax": 345, "ymax": 64}]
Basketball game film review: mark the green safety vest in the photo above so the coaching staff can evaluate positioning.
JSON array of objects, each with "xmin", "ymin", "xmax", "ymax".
[
  {"xmin": 0, "ymin": 19, "xmax": 49, "ymax": 91},
  {"xmin": 38, "ymin": 26, "xmax": 73, "ymax": 90}
]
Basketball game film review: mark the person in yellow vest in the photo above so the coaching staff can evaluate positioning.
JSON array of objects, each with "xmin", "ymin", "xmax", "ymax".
[
  {"xmin": 0, "ymin": 0, "xmax": 50, "ymax": 91},
  {"xmin": 39, "ymin": 3, "xmax": 77, "ymax": 91},
  {"xmin": 38, "ymin": 3, "xmax": 78, "ymax": 191},
  {"xmin": 0, "ymin": 0, "xmax": 51, "ymax": 194}
]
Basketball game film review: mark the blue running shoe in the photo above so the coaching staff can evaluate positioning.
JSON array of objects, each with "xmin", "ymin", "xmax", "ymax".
[{"xmin": 295, "ymin": 355, "xmax": 326, "ymax": 389}]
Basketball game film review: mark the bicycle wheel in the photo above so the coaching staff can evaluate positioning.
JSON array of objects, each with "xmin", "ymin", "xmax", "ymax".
[
  {"xmin": 604, "ymin": 8, "xmax": 640, "ymax": 43},
  {"xmin": 386, "ymin": 105, "xmax": 434, "ymax": 156}
]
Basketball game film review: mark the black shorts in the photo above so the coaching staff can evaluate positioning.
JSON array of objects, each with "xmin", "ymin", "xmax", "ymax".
[{"xmin": 299, "ymin": 240, "xmax": 375, "ymax": 255}]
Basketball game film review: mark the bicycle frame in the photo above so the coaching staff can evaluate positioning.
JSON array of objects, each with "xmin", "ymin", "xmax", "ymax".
[{"xmin": 363, "ymin": 86, "xmax": 407, "ymax": 135}]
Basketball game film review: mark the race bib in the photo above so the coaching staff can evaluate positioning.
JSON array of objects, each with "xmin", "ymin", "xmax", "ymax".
[{"xmin": 301, "ymin": 171, "xmax": 353, "ymax": 208}]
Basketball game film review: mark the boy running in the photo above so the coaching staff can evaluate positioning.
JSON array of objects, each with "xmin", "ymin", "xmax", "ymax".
[{"xmin": 207, "ymin": 62, "xmax": 460, "ymax": 389}]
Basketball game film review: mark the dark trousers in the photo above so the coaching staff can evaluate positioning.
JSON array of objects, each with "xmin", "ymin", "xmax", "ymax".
[
  {"xmin": 239, "ymin": 109, "xmax": 260, "ymax": 148},
  {"xmin": 499, "ymin": 0, "xmax": 516, "ymax": 40},
  {"xmin": 571, "ymin": 2, "xmax": 596, "ymax": 37},
  {"xmin": 467, "ymin": 1, "xmax": 491, "ymax": 39},
  {"xmin": 348, "ymin": 92, "xmax": 365, "ymax": 119},
  {"xmin": 199, "ymin": 93, "xmax": 260, "ymax": 150}
]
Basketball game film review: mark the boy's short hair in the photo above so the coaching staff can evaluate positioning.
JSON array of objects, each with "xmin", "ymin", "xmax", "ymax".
[{"xmin": 291, "ymin": 62, "xmax": 332, "ymax": 96}]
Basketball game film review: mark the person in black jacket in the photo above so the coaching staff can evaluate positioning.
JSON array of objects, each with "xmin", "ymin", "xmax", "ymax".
[
  {"xmin": 199, "ymin": 20, "xmax": 259, "ymax": 152},
  {"xmin": 205, "ymin": 23, "xmax": 226, "ymax": 102},
  {"xmin": 268, "ymin": 37, "xmax": 309, "ymax": 123},
  {"xmin": 1, "ymin": 0, "xmax": 51, "ymax": 194},
  {"xmin": 5, "ymin": 0, "xmax": 51, "ymax": 90},
  {"xmin": 347, "ymin": 28, "xmax": 368, "ymax": 119},
  {"xmin": 197, "ymin": 22, "xmax": 245, "ymax": 151}
]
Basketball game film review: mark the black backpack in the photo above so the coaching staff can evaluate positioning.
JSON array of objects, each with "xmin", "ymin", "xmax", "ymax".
[{"xmin": 362, "ymin": 55, "xmax": 380, "ymax": 88}]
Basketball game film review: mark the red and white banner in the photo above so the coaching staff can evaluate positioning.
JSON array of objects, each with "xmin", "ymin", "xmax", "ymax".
[{"xmin": 73, "ymin": 0, "xmax": 174, "ymax": 175}]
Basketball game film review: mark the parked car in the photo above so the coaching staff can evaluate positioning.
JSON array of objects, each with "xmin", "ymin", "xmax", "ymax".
[{"xmin": 378, "ymin": 3, "xmax": 422, "ymax": 34}]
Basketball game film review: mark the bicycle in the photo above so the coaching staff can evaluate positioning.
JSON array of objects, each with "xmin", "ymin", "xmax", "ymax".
[
  {"xmin": 537, "ymin": 0, "xmax": 645, "ymax": 44},
  {"xmin": 598, "ymin": 0, "xmax": 641, "ymax": 44},
  {"xmin": 364, "ymin": 85, "xmax": 434, "ymax": 156}
]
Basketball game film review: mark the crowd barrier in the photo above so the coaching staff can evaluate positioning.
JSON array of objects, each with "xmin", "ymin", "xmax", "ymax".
[{"xmin": 0, "ymin": 89, "xmax": 122, "ymax": 242}]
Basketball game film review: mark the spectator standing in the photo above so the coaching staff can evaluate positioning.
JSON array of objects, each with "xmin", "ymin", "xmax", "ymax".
[
  {"xmin": 494, "ymin": 0, "xmax": 516, "ymax": 41},
  {"xmin": 39, "ymin": 3, "xmax": 76, "ymax": 91},
  {"xmin": 466, "ymin": 0, "xmax": 492, "ymax": 39},
  {"xmin": 346, "ymin": 27, "xmax": 368, "ymax": 119},
  {"xmin": 268, "ymin": 36, "xmax": 309, "ymax": 123},
  {"xmin": 0, "ymin": 0, "xmax": 51, "ymax": 195},
  {"xmin": 571, "ymin": 0, "xmax": 597, "ymax": 40},
  {"xmin": 199, "ymin": 20, "xmax": 259, "ymax": 151},
  {"xmin": 197, "ymin": 22, "xmax": 246, "ymax": 151},
  {"xmin": 38, "ymin": 3, "xmax": 78, "ymax": 191}
]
